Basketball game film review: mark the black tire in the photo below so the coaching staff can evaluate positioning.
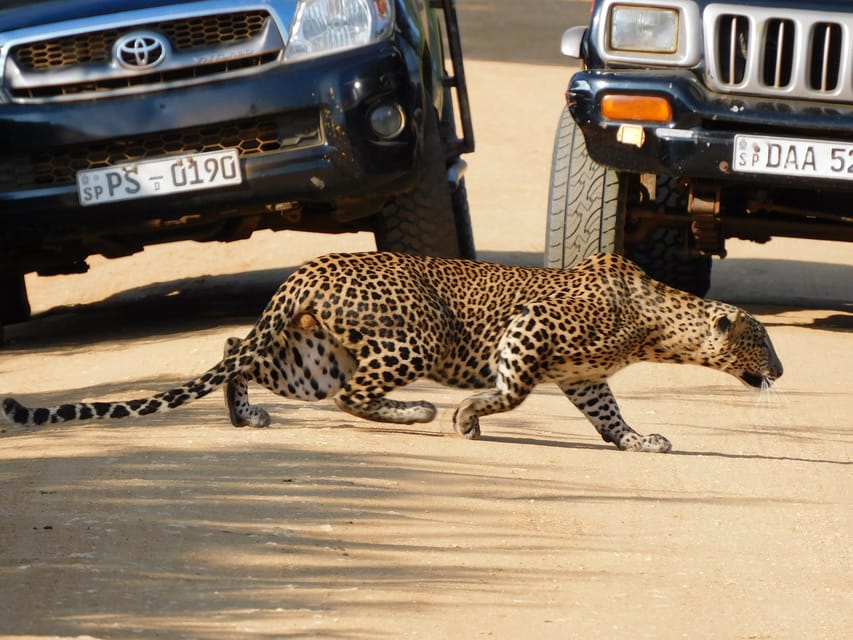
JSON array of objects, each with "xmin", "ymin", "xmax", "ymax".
[
  {"xmin": 373, "ymin": 109, "xmax": 474, "ymax": 258},
  {"xmin": 0, "ymin": 271, "xmax": 31, "ymax": 325},
  {"xmin": 545, "ymin": 105, "xmax": 623, "ymax": 269},
  {"xmin": 629, "ymin": 178, "xmax": 712, "ymax": 297},
  {"xmin": 544, "ymin": 107, "xmax": 711, "ymax": 296}
]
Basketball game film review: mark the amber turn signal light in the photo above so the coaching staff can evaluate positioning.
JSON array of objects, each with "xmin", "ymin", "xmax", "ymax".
[{"xmin": 601, "ymin": 95, "xmax": 673, "ymax": 123}]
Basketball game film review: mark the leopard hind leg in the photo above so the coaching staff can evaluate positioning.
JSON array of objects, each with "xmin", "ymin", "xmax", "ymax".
[
  {"xmin": 239, "ymin": 315, "xmax": 381, "ymax": 426},
  {"xmin": 334, "ymin": 390, "xmax": 437, "ymax": 425},
  {"xmin": 223, "ymin": 337, "xmax": 271, "ymax": 428},
  {"xmin": 332, "ymin": 347, "xmax": 437, "ymax": 425}
]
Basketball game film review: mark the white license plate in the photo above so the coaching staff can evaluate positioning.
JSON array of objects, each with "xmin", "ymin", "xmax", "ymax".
[
  {"xmin": 733, "ymin": 134, "xmax": 853, "ymax": 181},
  {"xmin": 77, "ymin": 148, "xmax": 242, "ymax": 206}
]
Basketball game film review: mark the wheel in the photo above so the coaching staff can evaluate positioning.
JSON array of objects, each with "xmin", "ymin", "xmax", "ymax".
[
  {"xmin": 629, "ymin": 231, "xmax": 712, "ymax": 297},
  {"xmin": 545, "ymin": 106, "xmax": 711, "ymax": 296},
  {"xmin": 628, "ymin": 178, "xmax": 712, "ymax": 297},
  {"xmin": 0, "ymin": 271, "xmax": 31, "ymax": 325},
  {"xmin": 545, "ymin": 105, "xmax": 623, "ymax": 269},
  {"xmin": 373, "ymin": 108, "xmax": 474, "ymax": 258}
]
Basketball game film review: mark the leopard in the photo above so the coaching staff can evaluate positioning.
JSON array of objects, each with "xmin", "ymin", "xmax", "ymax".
[{"xmin": 1, "ymin": 252, "xmax": 783, "ymax": 453}]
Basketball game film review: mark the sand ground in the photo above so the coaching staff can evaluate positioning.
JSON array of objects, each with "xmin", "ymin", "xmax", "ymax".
[{"xmin": 1, "ymin": 2, "xmax": 851, "ymax": 638}]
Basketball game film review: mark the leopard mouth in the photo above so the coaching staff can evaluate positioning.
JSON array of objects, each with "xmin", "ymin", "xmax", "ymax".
[
  {"xmin": 738, "ymin": 359, "xmax": 783, "ymax": 388},
  {"xmin": 740, "ymin": 370, "xmax": 783, "ymax": 389},
  {"xmin": 740, "ymin": 372, "xmax": 766, "ymax": 388}
]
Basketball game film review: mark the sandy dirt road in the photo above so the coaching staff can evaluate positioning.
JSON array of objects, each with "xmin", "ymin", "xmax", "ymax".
[{"xmin": 1, "ymin": 2, "xmax": 851, "ymax": 638}]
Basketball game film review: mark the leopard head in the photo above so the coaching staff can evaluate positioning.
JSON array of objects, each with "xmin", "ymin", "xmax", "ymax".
[{"xmin": 702, "ymin": 305, "xmax": 783, "ymax": 388}]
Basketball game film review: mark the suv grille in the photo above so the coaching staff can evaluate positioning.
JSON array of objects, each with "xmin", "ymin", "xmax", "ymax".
[
  {"xmin": 0, "ymin": 111, "xmax": 323, "ymax": 191},
  {"xmin": 4, "ymin": 10, "xmax": 284, "ymax": 103},
  {"xmin": 705, "ymin": 5, "xmax": 853, "ymax": 102}
]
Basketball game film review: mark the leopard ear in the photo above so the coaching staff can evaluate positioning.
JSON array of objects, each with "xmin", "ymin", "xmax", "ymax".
[
  {"xmin": 715, "ymin": 310, "xmax": 746, "ymax": 338},
  {"xmin": 715, "ymin": 314, "xmax": 733, "ymax": 335}
]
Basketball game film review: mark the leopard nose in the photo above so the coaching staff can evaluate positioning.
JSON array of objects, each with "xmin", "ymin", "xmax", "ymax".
[{"xmin": 768, "ymin": 359, "xmax": 783, "ymax": 380}]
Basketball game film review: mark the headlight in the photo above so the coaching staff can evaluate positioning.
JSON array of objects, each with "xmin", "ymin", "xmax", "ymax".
[
  {"xmin": 284, "ymin": 0, "xmax": 394, "ymax": 62},
  {"xmin": 609, "ymin": 5, "xmax": 679, "ymax": 53}
]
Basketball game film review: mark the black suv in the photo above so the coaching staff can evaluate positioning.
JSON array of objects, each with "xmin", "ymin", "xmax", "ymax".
[
  {"xmin": 0, "ymin": 0, "xmax": 474, "ymax": 334},
  {"xmin": 547, "ymin": 0, "xmax": 853, "ymax": 295}
]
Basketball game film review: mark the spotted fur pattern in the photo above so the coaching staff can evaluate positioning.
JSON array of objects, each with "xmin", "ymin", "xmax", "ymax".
[{"xmin": 2, "ymin": 252, "xmax": 783, "ymax": 452}]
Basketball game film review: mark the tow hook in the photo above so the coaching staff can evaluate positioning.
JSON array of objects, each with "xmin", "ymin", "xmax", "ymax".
[{"xmin": 688, "ymin": 185, "xmax": 727, "ymax": 258}]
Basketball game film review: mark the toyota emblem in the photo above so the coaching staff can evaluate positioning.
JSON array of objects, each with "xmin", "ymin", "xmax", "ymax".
[{"xmin": 115, "ymin": 31, "xmax": 168, "ymax": 70}]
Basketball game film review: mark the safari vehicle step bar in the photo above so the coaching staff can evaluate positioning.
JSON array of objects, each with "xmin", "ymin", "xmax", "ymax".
[{"xmin": 431, "ymin": 0, "xmax": 475, "ymax": 158}]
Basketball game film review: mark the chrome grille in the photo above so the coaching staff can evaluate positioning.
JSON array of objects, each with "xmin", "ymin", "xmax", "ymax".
[
  {"xmin": 715, "ymin": 14, "xmax": 749, "ymax": 85},
  {"xmin": 12, "ymin": 11, "xmax": 270, "ymax": 70},
  {"xmin": 3, "ymin": 9, "xmax": 284, "ymax": 103},
  {"xmin": 810, "ymin": 22, "xmax": 843, "ymax": 92},
  {"xmin": 11, "ymin": 53, "xmax": 279, "ymax": 100},
  {"xmin": 705, "ymin": 4, "xmax": 853, "ymax": 102},
  {"xmin": 762, "ymin": 19, "xmax": 795, "ymax": 89},
  {"xmin": 0, "ymin": 112, "xmax": 323, "ymax": 191}
]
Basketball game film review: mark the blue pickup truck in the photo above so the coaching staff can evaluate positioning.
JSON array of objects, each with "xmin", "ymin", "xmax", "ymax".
[{"xmin": 0, "ymin": 0, "xmax": 475, "ymax": 335}]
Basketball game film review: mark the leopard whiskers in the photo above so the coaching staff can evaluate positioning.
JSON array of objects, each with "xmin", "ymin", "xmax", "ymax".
[{"xmin": 756, "ymin": 377, "xmax": 786, "ymax": 409}]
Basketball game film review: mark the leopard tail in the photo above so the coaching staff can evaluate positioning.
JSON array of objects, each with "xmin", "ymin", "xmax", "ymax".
[{"xmin": 1, "ymin": 351, "xmax": 251, "ymax": 427}]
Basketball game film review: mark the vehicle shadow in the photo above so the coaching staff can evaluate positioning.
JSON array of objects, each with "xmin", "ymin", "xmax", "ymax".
[
  {"xmin": 0, "ymin": 251, "xmax": 538, "ymax": 350},
  {"xmin": 709, "ymin": 257, "xmax": 853, "ymax": 317},
  {"xmin": 2, "ymin": 268, "xmax": 288, "ymax": 351}
]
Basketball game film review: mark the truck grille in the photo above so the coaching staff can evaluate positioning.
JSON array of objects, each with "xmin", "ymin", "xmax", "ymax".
[
  {"xmin": 12, "ymin": 12, "xmax": 270, "ymax": 70},
  {"xmin": 3, "ymin": 9, "xmax": 284, "ymax": 103},
  {"xmin": 705, "ymin": 4, "xmax": 853, "ymax": 102},
  {"xmin": 11, "ymin": 53, "xmax": 279, "ymax": 101},
  {"xmin": 0, "ymin": 112, "xmax": 323, "ymax": 191}
]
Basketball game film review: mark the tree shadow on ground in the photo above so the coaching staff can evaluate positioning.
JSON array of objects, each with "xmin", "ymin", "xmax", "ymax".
[
  {"xmin": 2, "ymin": 382, "xmax": 829, "ymax": 638},
  {"xmin": 0, "ymin": 430, "xmax": 551, "ymax": 638}
]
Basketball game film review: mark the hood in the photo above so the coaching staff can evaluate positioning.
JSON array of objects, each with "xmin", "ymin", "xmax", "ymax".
[{"xmin": 0, "ymin": 1, "xmax": 199, "ymax": 33}]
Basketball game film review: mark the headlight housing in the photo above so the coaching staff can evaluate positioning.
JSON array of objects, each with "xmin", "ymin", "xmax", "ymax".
[
  {"xmin": 609, "ymin": 5, "xmax": 678, "ymax": 53},
  {"xmin": 591, "ymin": 0, "xmax": 701, "ymax": 67},
  {"xmin": 284, "ymin": 0, "xmax": 394, "ymax": 62}
]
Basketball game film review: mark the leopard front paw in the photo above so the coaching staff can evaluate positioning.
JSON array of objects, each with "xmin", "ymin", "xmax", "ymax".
[
  {"xmin": 452, "ymin": 410, "xmax": 481, "ymax": 440},
  {"xmin": 618, "ymin": 432, "xmax": 671, "ymax": 453},
  {"xmin": 642, "ymin": 433, "xmax": 672, "ymax": 453},
  {"xmin": 407, "ymin": 402, "xmax": 437, "ymax": 424},
  {"xmin": 247, "ymin": 408, "xmax": 271, "ymax": 428},
  {"xmin": 232, "ymin": 407, "xmax": 271, "ymax": 428}
]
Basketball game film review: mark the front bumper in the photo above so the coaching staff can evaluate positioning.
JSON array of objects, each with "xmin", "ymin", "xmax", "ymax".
[
  {"xmin": 0, "ymin": 39, "xmax": 426, "ymax": 231},
  {"xmin": 569, "ymin": 69, "xmax": 853, "ymax": 192}
]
